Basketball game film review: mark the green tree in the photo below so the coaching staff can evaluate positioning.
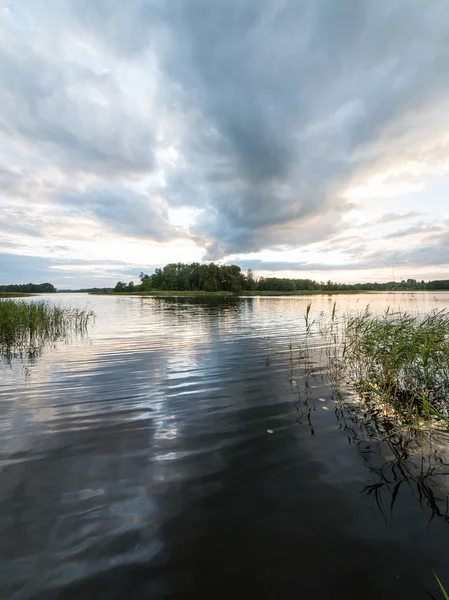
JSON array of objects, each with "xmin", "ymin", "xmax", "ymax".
[
  {"xmin": 245, "ymin": 268, "xmax": 257, "ymax": 290},
  {"xmin": 139, "ymin": 272, "xmax": 151, "ymax": 291}
]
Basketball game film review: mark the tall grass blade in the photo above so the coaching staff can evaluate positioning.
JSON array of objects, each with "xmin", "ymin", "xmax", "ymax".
[{"xmin": 434, "ymin": 571, "xmax": 449, "ymax": 600}]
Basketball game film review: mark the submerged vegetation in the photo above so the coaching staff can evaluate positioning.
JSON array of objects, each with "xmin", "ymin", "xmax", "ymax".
[{"xmin": 0, "ymin": 299, "xmax": 94, "ymax": 360}]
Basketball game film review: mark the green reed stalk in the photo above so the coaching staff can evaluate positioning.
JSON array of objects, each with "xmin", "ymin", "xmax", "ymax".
[
  {"xmin": 296, "ymin": 304, "xmax": 449, "ymax": 430},
  {"xmin": 434, "ymin": 571, "xmax": 449, "ymax": 599},
  {"xmin": 0, "ymin": 300, "xmax": 94, "ymax": 356},
  {"xmin": 317, "ymin": 306, "xmax": 449, "ymax": 429},
  {"xmin": 343, "ymin": 308, "xmax": 449, "ymax": 426}
]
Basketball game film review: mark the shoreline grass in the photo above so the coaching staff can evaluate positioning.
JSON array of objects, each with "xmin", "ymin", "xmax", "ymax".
[
  {"xmin": 0, "ymin": 292, "xmax": 35, "ymax": 298},
  {"xmin": 0, "ymin": 299, "xmax": 94, "ymax": 358}
]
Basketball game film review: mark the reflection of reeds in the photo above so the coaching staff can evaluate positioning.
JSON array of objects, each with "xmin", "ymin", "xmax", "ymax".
[
  {"xmin": 285, "ymin": 302, "xmax": 449, "ymax": 521},
  {"xmin": 0, "ymin": 300, "xmax": 94, "ymax": 360},
  {"xmin": 334, "ymin": 394, "xmax": 449, "ymax": 525},
  {"xmin": 288, "ymin": 303, "xmax": 449, "ymax": 598}
]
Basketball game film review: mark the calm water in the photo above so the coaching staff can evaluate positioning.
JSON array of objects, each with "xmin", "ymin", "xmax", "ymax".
[{"xmin": 2, "ymin": 292, "xmax": 449, "ymax": 599}]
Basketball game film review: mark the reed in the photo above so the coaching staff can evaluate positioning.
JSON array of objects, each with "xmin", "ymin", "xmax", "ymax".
[
  {"xmin": 0, "ymin": 299, "xmax": 94, "ymax": 357},
  {"xmin": 298, "ymin": 304, "xmax": 449, "ymax": 430},
  {"xmin": 434, "ymin": 571, "xmax": 449, "ymax": 599},
  {"xmin": 341, "ymin": 308, "xmax": 449, "ymax": 428}
]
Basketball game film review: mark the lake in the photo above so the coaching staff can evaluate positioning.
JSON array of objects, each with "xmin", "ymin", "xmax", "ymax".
[{"xmin": 1, "ymin": 292, "xmax": 449, "ymax": 599}]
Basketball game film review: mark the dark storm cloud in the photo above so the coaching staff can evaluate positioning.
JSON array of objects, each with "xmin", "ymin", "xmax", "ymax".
[
  {"xmin": 234, "ymin": 220, "xmax": 449, "ymax": 273},
  {"xmin": 0, "ymin": 47, "xmax": 154, "ymax": 177},
  {"xmin": 66, "ymin": 0, "xmax": 163, "ymax": 58},
  {"xmin": 1, "ymin": 0, "xmax": 449, "ymax": 275},
  {"xmin": 153, "ymin": 0, "xmax": 449, "ymax": 257},
  {"xmin": 60, "ymin": 187, "xmax": 174, "ymax": 240}
]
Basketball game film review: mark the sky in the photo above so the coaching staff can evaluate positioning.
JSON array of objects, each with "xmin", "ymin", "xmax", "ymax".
[{"xmin": 1, "ymin": 0, "xmax": 449, "ymax": 289}]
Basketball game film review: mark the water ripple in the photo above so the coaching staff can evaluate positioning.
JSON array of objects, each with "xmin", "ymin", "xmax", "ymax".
[{"xmin": 1, "ymin": 293, "xmax": 449, "ymax": 599}]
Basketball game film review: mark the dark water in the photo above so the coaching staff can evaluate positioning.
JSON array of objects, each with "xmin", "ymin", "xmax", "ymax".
[{"xmin": 2, "ymin": 292, "xmax": 449, "ymax": 599}]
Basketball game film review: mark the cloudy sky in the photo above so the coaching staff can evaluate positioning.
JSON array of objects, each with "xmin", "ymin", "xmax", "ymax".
[{"xmin": 1, "ymin": 0, "xmax": 449, "ymax": 288}]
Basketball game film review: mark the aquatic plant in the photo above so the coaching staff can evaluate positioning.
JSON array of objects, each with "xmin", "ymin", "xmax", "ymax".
[
  {"xmin": 297, "ymin": 303, "xmax": 449, "ymax": 430},
  {"xmin": 341, "ymin": 308, "xmax": 449, "ymax": 429},
  {"xmin": 434, "ymin": 571, "xmax": 449, "ymax": 599},
  {"xmin": 0, "ymin": 299, "xmax": 94, "ymax": 359}
]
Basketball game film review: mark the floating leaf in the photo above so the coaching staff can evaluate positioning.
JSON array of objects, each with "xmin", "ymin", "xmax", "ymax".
[
  {"xmin": 322, "ymin": 407, "xmax": 329, "ymax": 411},
  {"xmin": 318, "ymin": 398, "xmax": 326, "ymax": 402},
  {"xmin": 291, "ymin": 380, "xmax": 297, "ymax": 386},
  {"xmin": 267, "ymin": 429, "xmax": 274, "ymax": 434}
]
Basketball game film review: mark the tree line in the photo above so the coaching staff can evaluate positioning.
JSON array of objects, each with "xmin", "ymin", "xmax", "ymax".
[
  {"xmin": 0, "ymin": 283, "xmax": 56, "ymax": 293},
  {"xmin": 115, "ymin": 263, "xmax": 256, "ymax": 293},
  {"xmin": 114, "ymin": 264, "xmax": 449, "ymax": 294}
]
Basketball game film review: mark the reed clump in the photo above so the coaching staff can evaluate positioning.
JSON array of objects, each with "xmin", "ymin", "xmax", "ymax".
[
  {"xmin": 0, "ymin": 299, "xmax": 94, "ymax": 357},
  {"xmin": 299, "ymin": 303, "xmax": 449, "ymax": 428},
  {"xmin": 341, "ymin": 308, "xmax": 449, "ymax": 425}
]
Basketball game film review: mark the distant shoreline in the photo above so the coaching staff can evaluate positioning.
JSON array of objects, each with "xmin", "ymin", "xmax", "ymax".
[
  {"xmin": 90, "ymin": 289, "xmax": 368, "ymax": 297},
  {"xmin": 0, "ymin": 292, "xmax": 35, "ymax": 298}
]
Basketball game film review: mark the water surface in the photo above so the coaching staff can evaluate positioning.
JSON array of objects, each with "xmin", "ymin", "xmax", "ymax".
[{"xmin": 2, "ymin": 292, "xmax": 449, "ymax": 599}]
